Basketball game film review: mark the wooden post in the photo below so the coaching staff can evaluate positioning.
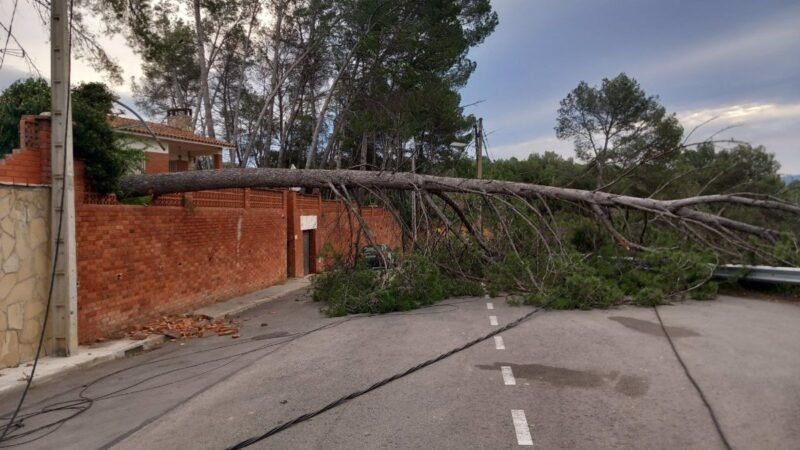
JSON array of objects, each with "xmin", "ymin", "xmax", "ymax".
[
  {"xmin": 411, "ymin": 140, "xmax": 417, "ymax": 244},
  {"xmin": 476, "ymin": 118, "xmax": 483, "ymax": 180},
  {"xmin": 475, "ymin": 118, "xmax": 483, "ymax": 233}
]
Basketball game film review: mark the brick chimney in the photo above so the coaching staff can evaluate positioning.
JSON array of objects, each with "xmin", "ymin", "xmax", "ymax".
[{"xmin": 166, "ymin": 108, "xmax": 192, "ymax": 131}]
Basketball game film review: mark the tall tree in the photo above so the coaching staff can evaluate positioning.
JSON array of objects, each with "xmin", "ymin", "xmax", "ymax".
[
  {"xmin": 555, "ymin": 73, "xmax": 683, "ymax": 187},
  {"xmin": 131, "ymin": 14, "xmax": 200, "ymax": 117}
]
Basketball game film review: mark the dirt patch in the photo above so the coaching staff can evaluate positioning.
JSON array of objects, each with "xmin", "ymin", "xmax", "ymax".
[
  {"xmin": 475, "ymin": 362, "xmax": 649, "ymax": 397},
  {"xmin": 609, "ymin": 316, "xmax": 699, "ymax": 337}
]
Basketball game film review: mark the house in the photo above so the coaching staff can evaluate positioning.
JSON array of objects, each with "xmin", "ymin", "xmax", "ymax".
[{"xmin": 109, "ymin": 108, "xmax": 232, "ymax": 173}]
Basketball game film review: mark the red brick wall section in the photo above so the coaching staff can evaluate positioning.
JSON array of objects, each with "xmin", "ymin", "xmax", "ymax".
[
  {"xmin": 0, "ymin": 116, "xmax": 52, "ymax": 185},
  {"xmin": 362, "ymin": 207, "xmax": 403, "ymax": 250},
  {"xmin": 318, "ymin": 201, "xmax": 403, "ymax": 268},
  {"xmin": 76, "ymin": 201, "xmax": 288, "ymax": 342},
  {"xmin": 0, "ymin": 148, "xmax": 44, "ymax": 185},
  {"xmin": 11, "ymin": 114, "xmax": 404, "ymax": 343},
  {"xmin": 145, "ymin": 153, "xmax": 169, "ymax": 173}
]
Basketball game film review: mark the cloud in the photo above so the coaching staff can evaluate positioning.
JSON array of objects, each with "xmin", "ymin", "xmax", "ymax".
[
  {"xmin": 641, "ymin": 7, "xmax": 800, "ymax": 79},
  {"xmin": 488, "ymin": 135, "xmax": 574, "ymax": 161},
  {"xmin": 488, "ymin": 102, "xmax": 800, "ymax": 173},
  {"xmin": 677, "ymin": 102, "xmax": 800, "ymax": 173},
  {"xmin": 2, "ymin": 1, "xmax": 143, "ymax": 94},
  {"xmin": 680, "ymin": 103, "xmax": 800, "ymax": 130}
]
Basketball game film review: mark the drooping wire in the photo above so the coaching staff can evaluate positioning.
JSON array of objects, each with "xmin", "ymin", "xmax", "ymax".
[
  {"xmin": 0, "ymin": 0, "xmax": 73, "ymax": 441},
  {"xmin": 0, "ymin": 315, "xmax": 358, "ymax": 447},
  {"xmin": 0, "ymin": 0, "xmax": 20, "ymax": 71},
  {"xmin": 653, "ymin": 306, "xmax": 732, "ymax": 450},
  {"xmin": 225, "ymin": 301, "xmax": 553, "ymax": 449},
  {"xmin": 0, "ymin": 293, "xmax": 471, "ymax": 444},
  {"xmin": 0, "ymin": 20, "xmax": 43, "ymax": 78}
]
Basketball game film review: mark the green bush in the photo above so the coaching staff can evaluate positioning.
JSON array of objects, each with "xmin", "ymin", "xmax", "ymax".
[
  {"xmin": 313, "ymin": 253, "xmax": 449, "ymax": 316},
  {"xmin": 518, "ymin": 246, "xmax": 718, "ymax": 309},
  {"xmin": 441, "ymin": 275, "xmax": 484, "ymax": 297},
  {"xmin": 635, "ymin": 287, "xmax": 665, "ymax": 306},
  {"xmin": 0, "ymin": 78, "xmax": 50, "ymax": 154},
  {"xmin": 548, "ymin": 272, "xmax": 625, "ymax": 309},
  {"xmin": 312, "ymin": 262, "xmax": 381, "ymax": 316},
  {"xmin": 0, "ymin": 78, "xmax": 144, "ymax": 194}
]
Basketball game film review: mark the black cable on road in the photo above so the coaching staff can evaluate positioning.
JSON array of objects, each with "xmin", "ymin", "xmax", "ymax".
[
  {"xmin": 0, "ymin": 317, "xmax": 356, "ymax": 447},
  {"xmin": 225, "ymin": 302, "xmax": 551, "ymax": 449},
  {"xmin": 653, "ymin": 306, "xmax": 732, "ymax": 450},
  {"xmin": 0, "ymin": 297, "xmax": 467, "ymax": 446},
  {"xmin": 0, "ymin": 0, "xmax": 73, "ymax": 441}
]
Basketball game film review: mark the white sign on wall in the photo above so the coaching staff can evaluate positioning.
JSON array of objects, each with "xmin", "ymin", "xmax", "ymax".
[{"xmin": 300, "ymin": 215, "xmax": 318, "ymax": 231}]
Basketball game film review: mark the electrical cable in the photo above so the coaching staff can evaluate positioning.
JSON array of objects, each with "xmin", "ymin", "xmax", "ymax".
[
  {"xmin": 0, "ymin": 290, "xmax": 471, "ymax": 445},
  {"xmin": 0, "ymin": 293, "xmax": 461, "ymax": 442},
  {"xmin": 0, "ymin": 0, "xmax": 73, "ymax": 441},
  {"xmin": 225, "ymin": 302, "xmax": 552, "ymax": 449},
  {"xmin": 653, "ymin": 306, "xmax": 732, "ymax": 450},
  {"xmin": 0, "ymin": 316, "xmax": 356, "ymax": 447},
  {"xmin": 0, "ymin": 0, "xmax": 19, "ymax": 71}
]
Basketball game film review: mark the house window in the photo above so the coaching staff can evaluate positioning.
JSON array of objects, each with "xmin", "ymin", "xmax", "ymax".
[{"xmin": 169, "ymin": 160, "xmax": 179, "ymax": 172}]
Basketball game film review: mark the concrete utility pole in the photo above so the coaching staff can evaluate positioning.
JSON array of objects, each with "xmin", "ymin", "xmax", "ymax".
[{"xmin": 50, "ymin": 0, "xmax": 79, "ymax": 356}]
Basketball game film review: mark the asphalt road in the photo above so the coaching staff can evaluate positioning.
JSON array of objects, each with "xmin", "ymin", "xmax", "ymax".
[{"xmin": 1, "ymin": 292, "xmax": 798, "ymax": 449}]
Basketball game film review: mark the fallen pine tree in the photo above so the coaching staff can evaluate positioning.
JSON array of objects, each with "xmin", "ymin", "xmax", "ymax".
[{"xmin": 119, "ymin": 168, "xmax": 800, "ymax": 311}]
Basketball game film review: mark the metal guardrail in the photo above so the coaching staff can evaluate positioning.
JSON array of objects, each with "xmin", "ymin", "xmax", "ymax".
[{"xmin": 714, "ymin": 265, "xmax": 800, "ymax": 285}]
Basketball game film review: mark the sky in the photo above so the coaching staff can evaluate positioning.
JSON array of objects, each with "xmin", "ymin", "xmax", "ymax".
[
  {"xmin": 1, "ymin": 0, "xmax": 799, "ymax": 171},
  {"xmin": 459, "ymin": 0, "xmax": 800, "ymax": 173}
]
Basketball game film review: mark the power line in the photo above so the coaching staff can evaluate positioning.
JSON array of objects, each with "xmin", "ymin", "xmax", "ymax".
[
  {"xmin": 225, "ymin": 301, "xmax": 553, "ymax": 449},
  {"xmin": 0, "ymin": 0, "xmax": 73, "ymax": 442},
  {"xmin": 0, "ymin": 20, "xmax": 43, "ymax": 78},
  {"xmin": 0, "ymin": 0, "xmax": 19, "ymax": 71},
  {"xmin": 653, "ymin": 306, "xmax": 732, "ymax": 449}
]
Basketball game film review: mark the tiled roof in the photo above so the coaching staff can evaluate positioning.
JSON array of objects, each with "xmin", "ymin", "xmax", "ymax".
[{"xmin": 109, "ymin": 116, "xmax": 233, "ymax": 148}]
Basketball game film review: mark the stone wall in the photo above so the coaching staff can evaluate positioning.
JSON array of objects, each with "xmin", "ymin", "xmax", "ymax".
[{"xmin": 0, "ymin": 186, "xmax": 50, "ymax": 369}]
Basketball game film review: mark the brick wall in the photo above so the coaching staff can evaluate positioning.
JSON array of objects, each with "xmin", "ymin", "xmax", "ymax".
[
  {"xmin": 145, "ymin": 153, "xmax": 169, "ymax": 174},
  {"xmin": 76, "ymin": 197, "xmax": 287, "ymax": 342},
  {"xmin": 4, "ymin": 116, "xmax": 403, "ymax": 343},
  {"xmin": 318, "ymin": 201, "xmax": 403, "ymax": 267},
  {"xmin": 75, "ymin": 192, "xmax": 401, "ymax": 342},
  {"xmin": 0, "ymin": 116, "xmax": 51, "ymax": 186}
]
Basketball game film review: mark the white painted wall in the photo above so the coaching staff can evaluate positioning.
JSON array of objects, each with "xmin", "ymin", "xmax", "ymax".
[{"xmin": 300, "ymin": 215, "xmax": 318, "ymax": 231}]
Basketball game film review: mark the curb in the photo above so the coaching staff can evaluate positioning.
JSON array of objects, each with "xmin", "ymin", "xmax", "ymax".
[
  {"xmin": 195, "ymin": 278, "xmax": 312, "ymax": 320},
  {"xmin": 0, "ymin": 335, "xmax": 165, "ymax": 398},
  {"xmin": 1, "ymin": 279, "xmax": 310, "ymax": 397}
]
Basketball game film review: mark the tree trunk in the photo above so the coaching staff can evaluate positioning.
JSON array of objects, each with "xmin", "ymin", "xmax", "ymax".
[
  {"xmin": 119, "ymin": 168, "xmax": 796, "ymax": 243},
  {"xmin": 305, "ymin": 39, "xmax": 361, "ymax": 169},
  {"xmin": 193, "ymin": 0, "xmax": 215, "ymax": 138},
  {"xmin": 359, "ymin": 134, "xmax": 368, "ymax": 170}
]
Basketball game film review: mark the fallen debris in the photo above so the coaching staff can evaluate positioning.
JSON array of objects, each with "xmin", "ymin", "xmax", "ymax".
[{"xmin": 128, "ymin": 315, "xmax": 240, "ymax": 340}]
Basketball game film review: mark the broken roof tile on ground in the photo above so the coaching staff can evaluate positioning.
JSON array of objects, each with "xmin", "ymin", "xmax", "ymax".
[{"xmin": 127, "ymin": 315, "xmax": 240, "ymax": 341}]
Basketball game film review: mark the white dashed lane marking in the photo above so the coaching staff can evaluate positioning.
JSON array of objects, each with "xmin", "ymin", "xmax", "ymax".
[
  {"xmin": 511, "ymin": 410, "xmax": 533, "ymax": 446},
  {"xmin": 489, "ymin": 316, "xmax": 498, "ymax": 326},
  {"xmin": 494, "ymin": 336, "xmax": 505, "ymax": 350},
  {"xmin": 501, "ymin": 366, "xmax": 516, "ymax": 385},
  {"xmin": 486, "ymin": 302, "xmax": 494, "ymax": 310}
]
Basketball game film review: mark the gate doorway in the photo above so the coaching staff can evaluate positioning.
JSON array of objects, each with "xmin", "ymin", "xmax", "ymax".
[{"xmin": 302, "ymin": 230, "xmax": 312, "ymax": 275}]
